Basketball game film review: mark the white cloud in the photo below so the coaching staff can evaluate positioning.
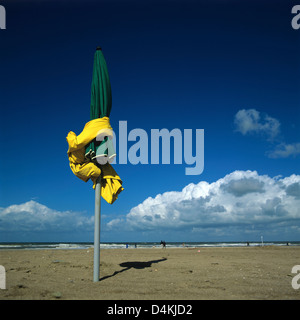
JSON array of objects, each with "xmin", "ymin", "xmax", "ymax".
[
  {"xmin": 267, "ymin": 142, "xmax": 300, "ymax": 158},
  {"xmin": 0, "ymin": 200, "xmax": 93, "ymax": 237},
  {"xmin": 234, "ymin": 109, "xmax": 280, "ymax": 140},
  {"xmin": 3, "ymin": 171, "xmax": 300, "ymax": 241},
  {"xmin": 107, "ymin": 171, "xmax": 300, "ymax": 239},
  {"xmin": 234, "ymin": 109, "xmax": 300, "ymax": 159}
]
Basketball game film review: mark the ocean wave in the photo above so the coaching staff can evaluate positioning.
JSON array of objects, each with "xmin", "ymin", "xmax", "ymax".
[{"xmin": 0, "ymin": 241, "xmax": 299, "ymax": 250}]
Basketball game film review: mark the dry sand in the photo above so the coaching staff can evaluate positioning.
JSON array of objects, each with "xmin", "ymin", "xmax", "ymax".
[{"xmin": 0, "ymin": 246, "xmax": 299, "ymax": 300}]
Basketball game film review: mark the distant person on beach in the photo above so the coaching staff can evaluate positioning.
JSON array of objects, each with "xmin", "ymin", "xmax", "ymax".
[{"xmin": 160, "ymin": 240, "xmax": 166, "ymax": 249}]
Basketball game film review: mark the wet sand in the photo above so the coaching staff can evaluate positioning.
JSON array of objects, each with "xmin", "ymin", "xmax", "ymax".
[{"xmin": 0, "ymin": 246, "xmax": 299, "ymax": 300}]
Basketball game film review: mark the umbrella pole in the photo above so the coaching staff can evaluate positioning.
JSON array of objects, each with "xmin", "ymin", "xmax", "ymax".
[{"xmin": 93, "ymin": 176, "xmax": 101, "ymax": 282}]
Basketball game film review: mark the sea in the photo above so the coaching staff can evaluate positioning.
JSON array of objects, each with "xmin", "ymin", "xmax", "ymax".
[{"xmin": 0, "ymin": 241, "xmax": 299, "ymax": 250}]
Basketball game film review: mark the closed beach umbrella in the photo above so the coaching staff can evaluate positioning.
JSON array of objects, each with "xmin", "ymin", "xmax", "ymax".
[
  {"xmin": 85, "ymin": 47, "xmax": 116, "ymax": 164},
  {"xmin": 66, "ymin": 47, "xmax": 123, "ymax": 282},
  {"xmin": 88, "ymin": 47, "xmax": 114, "ymax": 282}
]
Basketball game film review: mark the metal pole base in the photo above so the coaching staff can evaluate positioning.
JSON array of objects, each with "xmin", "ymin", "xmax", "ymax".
[{"xmin": 93, "ymin": 177, "xmax": 101, "ymax": 282}]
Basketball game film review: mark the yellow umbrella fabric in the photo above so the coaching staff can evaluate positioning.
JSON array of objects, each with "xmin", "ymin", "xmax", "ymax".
[{"xmin": 66, "ymin": 116, "xmax": 123, "ymax": 204}]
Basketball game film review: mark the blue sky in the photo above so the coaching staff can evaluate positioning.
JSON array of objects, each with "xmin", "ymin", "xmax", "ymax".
[{"xmin": 0, "ymin": 0, "xmax": 299, "ymax": 242}]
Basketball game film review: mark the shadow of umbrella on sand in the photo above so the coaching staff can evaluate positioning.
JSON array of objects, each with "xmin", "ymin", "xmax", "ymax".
[{"xmin": 100, "ymin": 258, "xmax": 167, "ymax": 281}]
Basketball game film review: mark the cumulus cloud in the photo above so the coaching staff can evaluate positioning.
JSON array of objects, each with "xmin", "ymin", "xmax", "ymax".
[
  {"xmin": 0, "ymin": 200, "xmax": 93, "ymax": 240},
  {"xmin": 234, "ymin": 109, "xmax": 300, "ymax": 159},
  {"xmin": 221, "ymin": 177, "xmax": 265, "ymax": 197},
  {"xmin": 3, "ymin": 171, "xmax": 300, "ymax": 241},
  {"xmin": 267, "ymin": 142, "xmax": 300, "ymax": 158},
  {"xmin": 107, "ymin": 171, "xmax": 300, "ymax": 239},
  {"xmin": 234, "ymin": 109, "xmax": 280, "ymax": 140}
]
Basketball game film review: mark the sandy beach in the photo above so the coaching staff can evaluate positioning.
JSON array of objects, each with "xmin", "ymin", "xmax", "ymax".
[{"xmin": 0, "ymin": 246, "xmax": 299, "ymax": 300}]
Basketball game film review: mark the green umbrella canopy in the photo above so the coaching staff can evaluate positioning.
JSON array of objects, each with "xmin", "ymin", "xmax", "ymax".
[{"xmin": 85, "ymin": 47, "xmax": 115, "ymax": 162}]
